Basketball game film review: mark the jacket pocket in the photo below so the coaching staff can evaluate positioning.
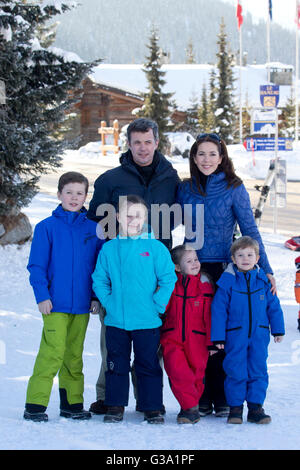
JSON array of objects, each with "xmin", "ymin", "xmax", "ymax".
[
  {"xmin": 226, "ymin": 326, "xmax": 242, "ymax": 332},
  {"xmin": 161, "ymin": 327, "xmax": 175, "ymax": 334},
  {"xmin": 192, "ymin": 330, "xmax": 206, "ymax": 335}
]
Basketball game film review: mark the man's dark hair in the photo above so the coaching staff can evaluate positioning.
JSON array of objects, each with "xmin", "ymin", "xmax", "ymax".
[
  {"xmin": 127, "ymin": 118, "xmax": 159, "ymax": 143},
  {"xmin": 58, "ymin": 172, "xmax": 89, "ymax": 194}
]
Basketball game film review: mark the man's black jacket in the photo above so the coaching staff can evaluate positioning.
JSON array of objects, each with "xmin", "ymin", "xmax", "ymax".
[{"xmin": 87, "ymin": 149, "xmax": 181, "ymax": 250}]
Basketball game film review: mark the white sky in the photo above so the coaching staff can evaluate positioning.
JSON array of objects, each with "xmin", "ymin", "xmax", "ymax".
[{"xmin": 224, "ymin": 0, "xmax": 297, "ymax": 31}]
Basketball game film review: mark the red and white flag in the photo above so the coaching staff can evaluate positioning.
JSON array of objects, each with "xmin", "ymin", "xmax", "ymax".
[
  {"xmin": 296, "ymin": 1, "xmax": 300, "ymax": 29},
  {"xmin": 236, "ymin": 0, "xmax": 243, "ymax": 30}
]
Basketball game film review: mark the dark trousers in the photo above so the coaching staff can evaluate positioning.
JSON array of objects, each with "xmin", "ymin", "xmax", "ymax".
[
  {"xmin": 200, "ymin": 262, "xmax": 228, "ymax": 408},
  {"xmin": 105, "ymin": 326, "xmax": 163, "ymax": 411}
]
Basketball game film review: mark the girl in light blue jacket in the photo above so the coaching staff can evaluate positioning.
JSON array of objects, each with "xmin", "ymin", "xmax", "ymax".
[{"xmin": 92, "ymin": 195, "xmax": 177, "ymax": 424}]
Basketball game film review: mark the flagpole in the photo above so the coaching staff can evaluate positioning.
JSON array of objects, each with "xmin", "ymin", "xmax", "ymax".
[
  {"xmin": 239, "ymin": 24, "xmax": 243, "ymax": 143},
  {"xmin": 296, "ymin": 0, "xmax": 299, "ymax": 142},
  {"xmin": 267, "ymin": 1, "xmax": 271, "ymax": 82}
]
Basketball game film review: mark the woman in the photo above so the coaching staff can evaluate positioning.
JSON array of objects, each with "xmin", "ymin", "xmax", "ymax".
[{"xmin": 176, "ymin": 133, "xmax": 276, "ymax": 417}]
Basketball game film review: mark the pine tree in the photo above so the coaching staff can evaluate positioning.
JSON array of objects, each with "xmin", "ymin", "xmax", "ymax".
[
  {"xmin": 207, "ymin": 68, "xmax": 217, "ymax": 130},
  {"xmin": 139, "ymin": 25, "xmax": 174, "ymax": 152},
  {"xmin": 185, "ymin": 39, "xmax": 196, "ymax": 64},
  {"xmin": 185, "ymin": 90, "xmax": 199, "ymax": 136},
  {"xmin": 0, "ymin": 0, "xmax": 99, "ymax": 244},
  {"xmin": 198, "ymin": 84, "xmax": 210, "ymax": 133},
  {"xmin": 215, "ymin": 19, "xmax": 237, "ymax": 143},
  {"xmin": 280, "ymin": 88, "xmax": 296, "ymax": 138}
]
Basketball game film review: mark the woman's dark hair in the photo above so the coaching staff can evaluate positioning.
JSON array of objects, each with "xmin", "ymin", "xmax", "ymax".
[
  {"xmin": 58, "ymin": 171, "xmax": 89, "ymax": 194},
  {"xmin": 188, "ymin": 134, "xmax": 242, "ymax": 195}
]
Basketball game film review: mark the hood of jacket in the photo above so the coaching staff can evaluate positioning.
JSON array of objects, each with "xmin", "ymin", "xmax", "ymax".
[{"xmin": 217, "ymin": 262, "xmax": 270, "ymax": 291}]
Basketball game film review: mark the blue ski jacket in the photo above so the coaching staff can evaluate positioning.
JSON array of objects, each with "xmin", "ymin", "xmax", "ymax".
[
  {"xmin": 176, "ymin": 172, "xmax": 273, "ymax": 274},
  {"xmin": 27, "ymin": 204, "xmax": 104, "ymax": 314},
  {"xmin": 92, "ymin": 228, "xmax": 177, "ymax": 331},
  {"xmin": 211, "ymin": 263, "xmax": 285, "ymax": 343}
]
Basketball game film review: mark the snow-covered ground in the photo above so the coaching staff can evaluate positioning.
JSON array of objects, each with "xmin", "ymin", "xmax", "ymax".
[
  {"xmin": 0, "ymin": 186, "xmax": 300, "ymax": 450},
  {"xmin": 1, "ymin": 140, "xmax": 300, "ymax": 450}
]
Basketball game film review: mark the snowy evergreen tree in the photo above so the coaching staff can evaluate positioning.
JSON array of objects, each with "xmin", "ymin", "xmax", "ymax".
[
  {"xmin": 198, "ymin": 83, "xmax": 210, "ymax": 133},
  {"xmin": 139, "ymin": 26, "xmax": 174, "ymax": 152},
  {"xmin": 185, "ymin": 90, "xmax": 199, "ymax": 136},
  {"xmin": 214, "ymin": 19, "xmax": 237, "ymax": 143},
  {"xmin": 0, "ymin": 0, "xmax": 98, "ymax": 244},
  {"xmin": 280, "ymin": 89, "xmax": 297, "ymax": 138},
  {"xmin": 207, "ymin": 68, "xmax": 217, "ymax": 130},
  {"xmin": 185, "ymin": 39, "xmax": 196, "ymax": 64}
]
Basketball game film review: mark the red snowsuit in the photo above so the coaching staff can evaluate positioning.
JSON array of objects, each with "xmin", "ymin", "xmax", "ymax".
[{"xmin": 160, "ymin": 272, "xmax": 214, "ymax": 410}]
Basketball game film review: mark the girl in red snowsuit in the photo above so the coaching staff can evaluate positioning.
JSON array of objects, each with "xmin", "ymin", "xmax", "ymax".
[{"xmin": 160, "ymin": 245, "xmax": 214, "ymax": 424}]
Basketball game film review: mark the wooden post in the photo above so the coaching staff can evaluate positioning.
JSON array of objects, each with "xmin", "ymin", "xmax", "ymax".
[
  {"xmin": 100, "ymin": 120, "xmax": 106, "ymax": 156},
  {"xmin": 98, "ymin": 119, "xmax": 120, "ymax": 156},
  {"xmin": 113, "ymin": 119, "xmax": 119, "ymax": 149}
]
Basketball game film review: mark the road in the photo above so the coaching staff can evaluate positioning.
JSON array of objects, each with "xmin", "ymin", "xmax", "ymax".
[{"xmin": 38, "ymin": 158, "xmax": 300, "ymax": 237}]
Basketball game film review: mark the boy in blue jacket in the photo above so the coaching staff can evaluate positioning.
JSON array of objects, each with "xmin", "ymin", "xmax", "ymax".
[
  {"xmin": 92, "ymin": 194, "xmax": 177, "ymax": 424},
  {"xmin": 24, "ymin": 172, "xmax": 104, "ymax": 422},
  {"xmin": 211, "ymin": 236, "xmax": 285, "ymax": 424}
]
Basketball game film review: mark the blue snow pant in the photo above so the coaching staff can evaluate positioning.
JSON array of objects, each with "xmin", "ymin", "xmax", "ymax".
[
  {"xmin": 105, "ymin": 326, "xmax": 163, "ymax": 411},
  {"xmin": 223, "ymin": 325, "xmax": 270, "ymax": 407}
]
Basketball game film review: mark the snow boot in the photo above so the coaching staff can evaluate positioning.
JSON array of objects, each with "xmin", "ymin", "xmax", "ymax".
[
  {"xmin": 60, "ymin": 409, "xmax": 91, "ymax": 420},
  {"xmin": 103, "ymin": 406, "xmax": 124, "ymax": 423},
  {"xmin": 198, "ymin": 401, "xmax": 213, "ymax": 417},
  {"xmin": 144, "ymin": 410, "xmax": 164, "ymax": 424},
  {"xmin": 177, "ymin": 406, "xmax": 200, "ymax": 424},
  {"xmin": 247, "ymin": 404, "xmax": 271, "ymax": 424},
  {"xmin": 227, "ymin": 406, "xmax": 243, "ymax": 424},
  {"xmin": 23, "ymin": 410, "xmax": 48, "ymax": 422},
  {"xmin": 89, "ymin": 399, "xmax": 108, "ymax": 415},
  {"xmin": 214, "ymin": 405, "xmax": 230, "ymax": 417}
]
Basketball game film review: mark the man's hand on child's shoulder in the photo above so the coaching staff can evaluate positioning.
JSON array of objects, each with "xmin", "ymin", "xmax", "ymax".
[{"xmin": 38, "ymin": 299, "xmax": 53, "ymax": 315}]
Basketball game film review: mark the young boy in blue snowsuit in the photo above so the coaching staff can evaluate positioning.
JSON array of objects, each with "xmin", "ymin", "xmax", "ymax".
[
  {"xmin": 211, "ymin": 236, "xmax": 285, "ymax": 424},
  {"xmin": 92, "ymin": 194, "xmax": 177, "ymax": 424},
  {"xmin": 24, "ymin": 172, "xmax": 104, "ymax": 422}
]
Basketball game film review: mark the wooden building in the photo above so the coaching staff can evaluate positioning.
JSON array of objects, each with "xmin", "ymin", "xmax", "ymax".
[{"xmin": 74, "ymin": 77, "xmax": 186, "ymax": 146}]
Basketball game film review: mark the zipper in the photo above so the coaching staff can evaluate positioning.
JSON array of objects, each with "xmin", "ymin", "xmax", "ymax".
[
  {"xmin": 244, "ymin": 272, "xmax": 252, "ymax": 338},
  {"xmin": 181, "ymin": 276, "xmax": 190, "ymax": 342}
]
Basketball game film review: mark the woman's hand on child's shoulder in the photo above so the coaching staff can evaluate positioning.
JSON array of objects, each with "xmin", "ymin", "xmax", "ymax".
[
  {"xmin": 266, "ymin": 273, "xmax": 277, "ymax": 295},
  {"xmin": 38, "ymin": 299, "xmax": 53, "ymax": 315}
]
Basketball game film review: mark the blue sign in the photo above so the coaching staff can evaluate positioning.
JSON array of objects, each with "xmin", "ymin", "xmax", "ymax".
[
  {"xmin": 260, "ymin": 85, "xmax": 280, "ymax": 107},
  {"xmin": 245, "ymin": 137, "xmax": 293, "ymax": 152}
]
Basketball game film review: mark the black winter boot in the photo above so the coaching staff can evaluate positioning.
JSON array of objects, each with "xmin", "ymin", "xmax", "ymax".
[
  {"xmin": 144, "ymin": 410, "xmax": 164, "ymax": 424},
  {"xmin": 247, "ymin": 404, "xmax": 271, "ymax": 424},
  {"xmin": 24, "ymin": 404, "xmax": 48, "ymax": 422},
  {"xmin": 177, "ymin": 406, "xmax": 200, "ymax": 424}
]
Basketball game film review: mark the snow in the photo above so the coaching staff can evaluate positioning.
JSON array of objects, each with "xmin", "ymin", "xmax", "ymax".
[{"xmin": 1, "ymin": 146, "xmax": 300, "ymax": 450}]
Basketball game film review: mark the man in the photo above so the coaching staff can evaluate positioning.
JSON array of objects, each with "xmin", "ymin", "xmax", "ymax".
[{"xmin": 87, "ymin": 118, "xmax": 180, "ymax": 415}]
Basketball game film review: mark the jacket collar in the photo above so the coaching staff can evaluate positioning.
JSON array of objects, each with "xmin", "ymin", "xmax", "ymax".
[{"xmin": 52, "ymin": 204, "xmax": 87, "ymax": 225}]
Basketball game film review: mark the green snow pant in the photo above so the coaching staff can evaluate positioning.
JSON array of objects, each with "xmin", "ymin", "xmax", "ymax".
[{"xmin": 26, "ymin": 312, "xmax": 89, "ymax": 408}]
